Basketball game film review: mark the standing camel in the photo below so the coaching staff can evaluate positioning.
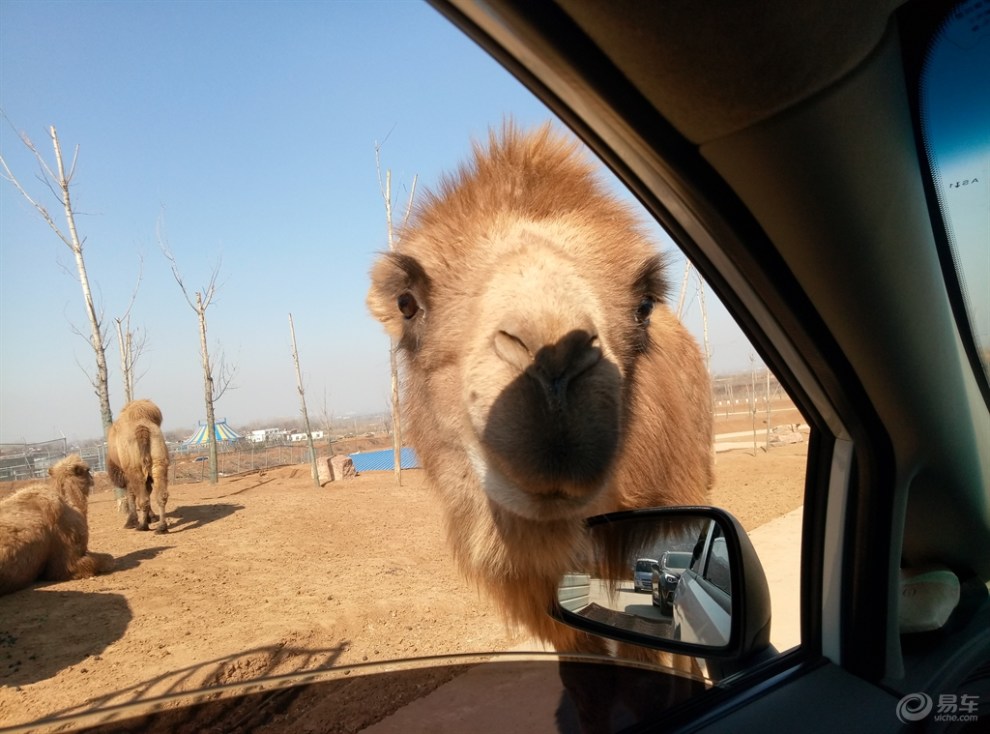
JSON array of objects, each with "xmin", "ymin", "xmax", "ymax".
[{"xmin": 107, "ymin": 399, "xmax": 170, "ymax": 533}]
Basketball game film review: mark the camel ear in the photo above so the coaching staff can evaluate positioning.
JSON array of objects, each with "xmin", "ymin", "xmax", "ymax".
[{"xmin": 367, "ymin": 253, "xmax": 431, "ymax": 341}]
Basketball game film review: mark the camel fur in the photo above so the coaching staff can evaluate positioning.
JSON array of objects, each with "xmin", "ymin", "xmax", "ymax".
[
  {"xmin": 107, "ymin": 399, "xmax": 171, "ymax": 533},
  {"xmin": 368, "ymin": 123, "xmax": 714, "ymax": 656},
  {"xmin": 0, "ymin": 454, "xmax": 113, "ymax": 595}
]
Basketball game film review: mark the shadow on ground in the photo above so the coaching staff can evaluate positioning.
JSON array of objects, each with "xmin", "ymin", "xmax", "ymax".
[
  {"xmin": 0, "ymin": 589, "xmax": 132, "ymax": 687},
  {"xmin": 109, "ymin": 546, "xmax": 171, "ymax": 572},
  {"xmin": 165, "ymin": 503, "xmax": 243, "ymax": 533},
  {"xmin": 42, "ymin": 641, "xmax": 350, "ymax": 723}
]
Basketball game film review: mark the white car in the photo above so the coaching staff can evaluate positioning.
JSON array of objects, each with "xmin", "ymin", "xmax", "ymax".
[
  {"xmin": 672, "ymin": 521, "xmax": 731, "ymax": 647},
  {"xmin": 632, "ymin": 557, "xmax": 657, "ymax": 592}
]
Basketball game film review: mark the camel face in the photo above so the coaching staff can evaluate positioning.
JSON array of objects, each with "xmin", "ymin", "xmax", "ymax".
[
  {"xmin": 458, "ymin": 224, "xmax": 662, "ymax": 520},
  {"xmin": 368, "ymin": 126, "xmax": 673, "ymax": 522}
]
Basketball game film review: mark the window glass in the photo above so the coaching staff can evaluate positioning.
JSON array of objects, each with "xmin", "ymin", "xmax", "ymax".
[
  {"xmin": 706, "ymin": 538, "xmax": 732, "ymax": 595},
  {"xmin": 0, "ymin": 1, "xmax": 806, "ymax": 725},
  {"xmin": 919, "ymin": 0, "xmax": 990, "ymax": 385}
]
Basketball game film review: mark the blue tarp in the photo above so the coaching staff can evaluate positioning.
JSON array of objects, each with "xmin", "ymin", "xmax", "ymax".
[{"xmin": 348, "ymin": 447, "xmax": 419, "ymax": 471}]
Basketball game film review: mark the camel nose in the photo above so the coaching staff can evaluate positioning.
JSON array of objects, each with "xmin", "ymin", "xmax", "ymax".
[{"xmin": 494, "ymin": 325, "xmax": 602, "ymax": 404}]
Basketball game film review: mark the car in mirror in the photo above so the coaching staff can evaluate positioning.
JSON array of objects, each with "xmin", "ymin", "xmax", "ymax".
[
  {"xmin": 652, "ymin": 549, "xmax": 693, "ymax": 615},
  {"xmin": 553, "ymin": 507, "xmax": 774, "ymax": 673}
]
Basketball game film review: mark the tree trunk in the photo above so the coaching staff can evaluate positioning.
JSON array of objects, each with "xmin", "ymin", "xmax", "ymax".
[
  {"xmin": 197, "ymin": 291, "xmax": 219, "ymax": 484},
  {"xmin": 114, "ymin": 318, "xmax": 136, "ymax": 404},
  {"xmin": 126, "ymin": 330, "xmax": 134, "ymax": 402},
  {"xmin": 289, "ymin": 313, "xmax": 320, "ymax": 488},
  {"xmin": 765, "ymin": 369, "xmax": 772, "ymax": 451},
  {"xmin": 750, "ymin": 355, "xmax": 758, "ymax": 456}
]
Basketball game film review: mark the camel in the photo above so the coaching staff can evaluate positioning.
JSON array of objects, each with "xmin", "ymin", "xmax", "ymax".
[
  {"xmin": 367, "ymin": 123, "xmax": 713, "ymax": 659},
  {"xmin": 0, "ymin": 454, "xmax": 114, "ymax": 595},
  {"xmin": 107, "ymin": 399, "xmax": 171, "ymax": 533}
]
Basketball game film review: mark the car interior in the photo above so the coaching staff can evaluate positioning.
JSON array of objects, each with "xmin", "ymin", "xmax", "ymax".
[{"xmin": 427, "ymin": 0, "xmax": 989, "ymax": 731}]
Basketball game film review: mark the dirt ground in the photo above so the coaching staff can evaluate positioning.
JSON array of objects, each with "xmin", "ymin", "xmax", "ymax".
[{"xmin": 0, "ymin": 418, "xmax": 806, "ymax": 732}]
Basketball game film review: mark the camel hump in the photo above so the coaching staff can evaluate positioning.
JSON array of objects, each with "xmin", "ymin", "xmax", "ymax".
[{"xmin": 119, "ymin": 399, "xmax": 163, "ymax": 426}]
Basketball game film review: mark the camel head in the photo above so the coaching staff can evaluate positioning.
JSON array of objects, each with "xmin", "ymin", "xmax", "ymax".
[
  {"xmin": 368, "ymin": 124, "xmax": 673, "ymax": 522},
  {"xmin": 49, "ymin": 454, "xmax": 94, "ymax": 497}
]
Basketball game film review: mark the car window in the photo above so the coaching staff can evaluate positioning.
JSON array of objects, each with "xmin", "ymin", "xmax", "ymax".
[
  {"xmin": 0, "ymin": 1, "xmax": 808, "ymax": 726},
  {"xmin": 663, "ymin": 551, "xmax": 692, "ymax": 571},
  {"xmin": 918, "ymin": 1, "xmax": 990, "ymax": 391},
  {"xmin": 704, "ymin": 537, "xmax": 732, "ymax": 596}
]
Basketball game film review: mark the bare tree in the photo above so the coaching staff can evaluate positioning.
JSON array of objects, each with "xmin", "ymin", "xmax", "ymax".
[
  {"xmin": 675, "ymin": 258, "xmax": 692, "ymax": 320},
  {"xmin": 750, "ymin": 353, "xmax": 759, "ymax": 456},
  {"xmin": 159, "ymin": 218, "xmax": 235, "ymax": 484},
  {"xmin": 288, "ymin": 313, "xmax": 319, "ymax": 488},
  {"xmin": 0, "ymin": 124, "xmax": 114, "ymax": 433},
  {"xmin": 677, "ymin": 258, "xmax": 716, "ymax": 457},
  {"xmin": 320, "ymin": 387, "xmax": 335, "ymax": 457},
  {"xmin": 374, "ymin": 136, "xmax": 418, "ymax": 486},
  {"xmin": 765, "ymin": 367, "xmax": 772, "ymax": 451},
  {"xmin": 113, "ymin": 259, "xmax": 148, "ymax": 404}
]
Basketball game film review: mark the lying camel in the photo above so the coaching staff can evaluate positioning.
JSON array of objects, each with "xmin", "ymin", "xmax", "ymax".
[{"xmin": 0, "ymin": 454, "xmax": 114, "ymax": 595}]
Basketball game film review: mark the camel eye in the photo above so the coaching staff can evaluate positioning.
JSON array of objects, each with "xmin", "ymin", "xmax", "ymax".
[
  {"xmin": 634, "ymin": 297, "xmax": 655, "ymax": 325},
  {"xmin": 397, "ymin": 292, "xmax": 420, "ymax": 320}
]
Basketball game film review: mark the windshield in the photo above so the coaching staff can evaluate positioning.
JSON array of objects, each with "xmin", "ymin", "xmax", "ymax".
[
  {"xmin": 918, "ymin": 0, "xmax": 990, "ymax": 391},
  {"xmin": 663, "ymin": 552, "xmax": 693, "ymax": 571}
]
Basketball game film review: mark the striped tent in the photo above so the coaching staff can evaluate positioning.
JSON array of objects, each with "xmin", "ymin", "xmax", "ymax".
[
  {"xmin": 348, "ymin": 447, "xmax": 419, "ymax": 472},
  {"xmin": 183, "ymin": 419, "xmax": 242, "ymax": 445}
]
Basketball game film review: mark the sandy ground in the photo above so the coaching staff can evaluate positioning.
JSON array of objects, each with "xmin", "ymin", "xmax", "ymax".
[{"xmin": 0, "ymin": 420, "xmax": 806, "ymax": 732}]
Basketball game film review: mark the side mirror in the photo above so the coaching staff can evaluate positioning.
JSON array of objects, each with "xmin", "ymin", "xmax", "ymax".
[{"xmin": 552, "ymin": 507, "xmax": 774, "ymax": 673}]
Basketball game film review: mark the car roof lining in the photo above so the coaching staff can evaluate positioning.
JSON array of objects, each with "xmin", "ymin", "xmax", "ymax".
[{"xmin": 556, "ymin": 0, "xmax": 905, "ymax": 144}]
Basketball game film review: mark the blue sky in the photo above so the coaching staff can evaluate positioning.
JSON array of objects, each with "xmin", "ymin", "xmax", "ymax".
[{"xmin": 0, "ymin": 0, "xmax": 757, "ymax": 444}]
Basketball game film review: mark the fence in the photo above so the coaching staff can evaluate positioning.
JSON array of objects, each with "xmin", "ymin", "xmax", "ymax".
[
  {"xmin": 0, "ymin": 438, "xmax": 314, "ymax": 485},
  {"xmin": 169, "ymin": 443, "xmax": 315, "ymax": 484},
  {"xmin": 711, "ymin": 370, "xmax": 788, "ymax": 418},
  {"xmin": 0, "ymin": 438, "xmax": 72, "ymax": 481}
]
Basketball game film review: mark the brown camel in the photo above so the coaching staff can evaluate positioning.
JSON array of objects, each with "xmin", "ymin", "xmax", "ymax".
[
  {"xmin": 107, "ymin": 399, "xmax": 170, "ymax": 533},
  {"xmin": 0, "ymin": 454, "xmax": 114, "ymax": 595},
  {"xmin": 368, "ymin": 123, "xmax": 713, "ymax": 657}
]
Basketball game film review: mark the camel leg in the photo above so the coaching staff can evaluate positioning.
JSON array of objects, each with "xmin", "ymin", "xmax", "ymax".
[
  {"xmin": 136, "ymin": 498, "xmax": 151, "ymax": 531},
  {"xmin": 153, "ymin": 483, "xmax": 169, "ymax": 534},
  {"xmin": 141, "ymin": 477, "xmax": 158, "ymax": 524},
  {"xmin": 67, "ymin": 552, "xmax": 115, "ymax": 579},
  {"xmin": 123, "ymin": 492, "xmax": 139, "ymax": 529},
  {"xmin": 132, "ymin": 477, "xmax": 151, "ymax": 531}
]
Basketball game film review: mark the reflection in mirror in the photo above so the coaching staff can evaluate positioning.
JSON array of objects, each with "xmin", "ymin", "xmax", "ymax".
[{"xmin": 557, "ymin": 514, "xmax": 733, "ymax": 648}]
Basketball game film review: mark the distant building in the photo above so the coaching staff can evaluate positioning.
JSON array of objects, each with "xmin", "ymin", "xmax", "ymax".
[
  {"xmin": 248, "ymin": 428, "xmax": 286, "ymax": 444},
  {"xmin": 289, "ymin": 430, "xmax": 325, "ymax": 442}
]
